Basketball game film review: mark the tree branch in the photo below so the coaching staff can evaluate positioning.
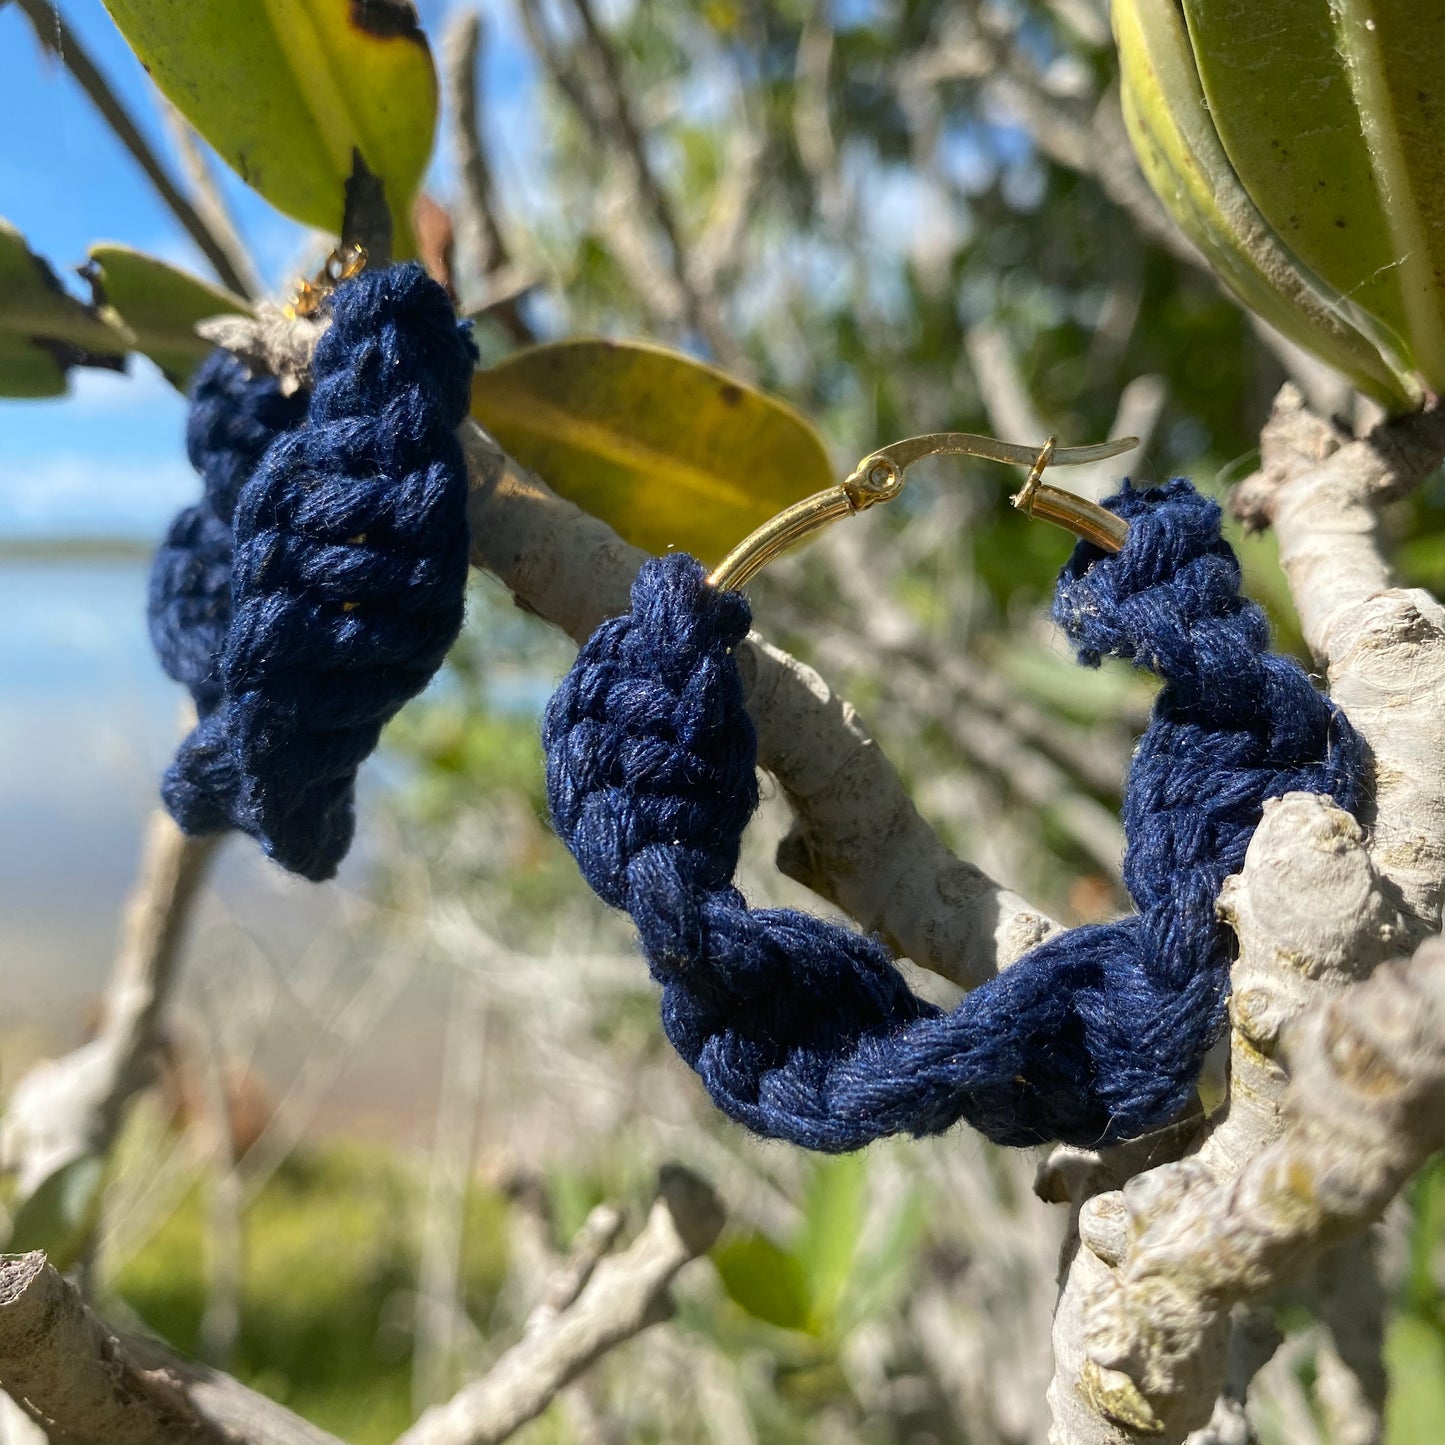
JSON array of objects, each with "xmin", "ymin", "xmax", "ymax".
[
  {"xmin": 1232, "ymin": 385, "xmax": 1445, "ymax": 932},
  {"xmin": 15, "ymin": 0, "xmax": 255, "ymax": 300},
  {"xmin": 394, "ymin": 1165, "xmax": 724, "ymax": 1445},
  {"xmin": 1049, "ymin": 388, "xmax": 1445, "ymax": 1443},
  {"xmin": 0, "ymin": 1251, "xmax": 343, "ymax": 1445},
  {"xmin": 1079, "ymin": 935, "xmax": 1445, "ymax": 1438},
  {"xmin": 516, "ymin": 0, "xmax": 743, "ymax": 370},
  {"xmin": 1, "ymin": 811, "xmax": 219, "ymax": 1199},
  {"xmin": 441, "ymin": 9, "xmax": 536, "ymax": 343},
  {"xmin": 157, "ymin": 101, "xmax": 264, "ymax": 303},
  {"xmin": 1049, "ymin": 792, "xmax": 1413, "ymax": 1443}
]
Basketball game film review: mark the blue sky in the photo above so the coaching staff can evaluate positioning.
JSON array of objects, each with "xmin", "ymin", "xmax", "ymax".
[{"xmin": 0, "ymin": 0, "xmax": 540, "ymax": 539}]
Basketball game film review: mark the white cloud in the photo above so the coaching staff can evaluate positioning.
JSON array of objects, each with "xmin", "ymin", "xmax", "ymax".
[{"xmin": 0, "ymin": 452, "xmax": 195, "ymax": 537}]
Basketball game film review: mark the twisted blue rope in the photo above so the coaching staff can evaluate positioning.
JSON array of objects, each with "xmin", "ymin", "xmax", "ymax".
[
  {"xmin": 543, "ymin": 480, "xmax": 1365, "ymax": 1150},
  {"xmin": 148, "ymin": 350, "xmax": 309, "ymax": 717},
  {"xmin": 155, "ymin": 263, "xmax": 478, "ymax": 880}
]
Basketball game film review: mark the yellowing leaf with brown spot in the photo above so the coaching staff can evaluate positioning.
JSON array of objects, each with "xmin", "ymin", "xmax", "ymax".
[
  {"xmin": 102, "ymin": 0, "xmax": 437, "ymax": 257},
  {"xmin": 471, "ymin": 341, "xmax": 834, "ymax": 564}
]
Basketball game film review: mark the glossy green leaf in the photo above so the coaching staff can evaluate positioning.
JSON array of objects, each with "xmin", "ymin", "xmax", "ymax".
[
  {"xmin": 471, "ymin": 340, "xmax": 835, "ymax": 563},
  {"xmin": 1113, "ymin": 0, "xmax": 1414, "ymax": 409},
  {"xmin": 101, "ymin": 0, "xmax": 437, "ymax": 257},
  {"xmin": 7, "ymin": 1154, "xmax": 107, "ymax": 1271},
  {"xmin": 89, "ymin": 245, "xmax": 250, "ymax": 390},
  {"xmin": 712, "ymin": 1232, "xmax": 812, "ymax": 1332},
  {"xmin": 0, "ymin": 219, "xmax": 129, "ymax": 397},
  {"xmin": 796, "ymin": 1153, "xmax": 867, "ymax": 1333},
  {"xmin": 1181, "ymin": 0, "xmax": 1445, "ymax": 393}
]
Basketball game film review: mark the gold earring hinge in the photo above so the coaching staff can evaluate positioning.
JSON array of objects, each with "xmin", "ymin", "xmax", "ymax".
[{"xmin": 707, "ymin": 431, "xmax": 1136, "ymax": 592}]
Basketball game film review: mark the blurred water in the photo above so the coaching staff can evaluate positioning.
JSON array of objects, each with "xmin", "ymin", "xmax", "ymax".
[{"xmin": 0, "ymin": 557, "xmax": 372, "ymax": 1048}]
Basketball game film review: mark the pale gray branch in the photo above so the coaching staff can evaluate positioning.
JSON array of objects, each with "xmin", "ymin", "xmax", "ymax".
[
  {"xmin": 1232, "ymin": 385, "xmax": 1445, "ymax": 932},
  {"xmin": 0, "ymin": 1251, "xmax": 342, "ymax": 1445},
  {"xmin": 1051, "ymin": 389, "xmax": 1445, "ymax": 1443},
  {"xmin": 1082, "ymin": 936, "xmax": 1445, "ymax": 1435},
  {"xmin": 1, "ymin": 811, "xmax": 219, "ymax": 1199},
  {"xmin": 175, "ymin": 302, "xmax": 1060, "ymax": 986},
  {"xmin": 395, "ymin": 1166, "xmax": 724, "ymax": 1445},
  {"xmin": 526, "ymin": 1204, "xmax": 626, "ymax": 1333},
  {"xmin": 965, "ymin": 323, "xmax": 1047, "ymax": 445}
]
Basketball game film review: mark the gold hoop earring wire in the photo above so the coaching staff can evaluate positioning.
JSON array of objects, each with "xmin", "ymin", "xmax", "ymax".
[{"xmin": 707, "ymin": 432, "xmax": 1136, "ymax": 592}]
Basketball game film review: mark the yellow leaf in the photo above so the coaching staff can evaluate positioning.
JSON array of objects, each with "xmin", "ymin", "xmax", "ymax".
[
  {"xmin": 101, "ymin": 0, "xmax": 437, "ymax": 257},
  {"xmin": 471, "ymin": 340, "xmax": 835, "ymax": 564}
]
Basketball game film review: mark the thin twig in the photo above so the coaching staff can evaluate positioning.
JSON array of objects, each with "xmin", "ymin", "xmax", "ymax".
[
  {"xmin": 443, "ymin": 9, "xmax": 536, "ymax": 342},
  {"xmin": 195, "ymin": 995, "xmax": 244, "ymax": 1370},
  {"xmin": 965, "ymin": 324, "xmax": 1047, "ymax": 445},
  {"xmin": 517, "ymin": 0, "xmax": 743, "ymax": 369},
  {"xmin": 562, "ymin": 0, "xmax": 733, "ymax": 357},
  {"xmin": 413, "ymin": 969, "xmax": 491, "ymax": 1412},
  {"xmin": 0, "ymin": 810, "xmax": 219, "ymax": 1199},
  {"xmin": 395, "ymin": 1166, "xmax": 724, "ymax": 1445},
  {"xmin": 445, "ymin": 9, "xmax": 510, "ymax": 281},
  {"xmin": 526, "ymin": 1203, "xmax": 626, "ymax": 1334},
  {"xmin": 15, "ymin": 0, "xmax": 255, "ymax": 299},
  {"xmin": 158, "ymin": 99, "xmax": 265, "ymax": 301}
]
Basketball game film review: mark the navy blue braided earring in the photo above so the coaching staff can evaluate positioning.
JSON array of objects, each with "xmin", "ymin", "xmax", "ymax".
[
  {"xmin": 150, "ymin": 256, "xmax": 478, "ymax": 881},
  {"xmin": 149, "ymin": 349, "xmax": 310, "ymax": 718},
  {"xmin": 543, "ymin": 435, "xmax": 1365, "ymax": 1151}
]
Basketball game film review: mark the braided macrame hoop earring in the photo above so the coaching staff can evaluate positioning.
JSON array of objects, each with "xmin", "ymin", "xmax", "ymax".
[
  {"xmin": 149, "ymin": 255, "xmax": 478, "ymax": 881},
  {"xmin": 543, "ymin": 438, "xmax": 1365, "ymax": 1153}
]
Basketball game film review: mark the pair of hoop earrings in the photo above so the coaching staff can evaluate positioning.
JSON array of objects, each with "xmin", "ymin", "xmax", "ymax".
[
  {"xmin": 543, "ymin": 427, "xmax": 1364, "ymax": 1152},
  {"xmin": 151, "ymin": 257, "xmax": 1363, "ymax": 1151}
]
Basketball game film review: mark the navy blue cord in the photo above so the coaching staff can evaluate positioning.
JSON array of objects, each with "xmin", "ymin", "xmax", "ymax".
[
  {"xmin": 153, "ymin": 263, "xmax": 478, "ymax": 880},
  {"xmin": 148, "ymin": 350, "xmax": 309, "ymax": 717},
  {"xmin": 543, "ymin": 480, "xmax": 1365, "ymax": 1150}
]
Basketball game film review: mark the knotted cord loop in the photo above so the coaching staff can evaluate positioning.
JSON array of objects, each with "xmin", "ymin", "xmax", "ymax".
[
  {"xmin": 543, "ymin": 479, "xmax": 1365, "ymax": 1150},
  {"xmin": 148, "ymin": 350, "xmax": 309, "ymax": 717},
  {"xmin": 155, "ymin": 262, "xmax": 478, "ymax": 880}
]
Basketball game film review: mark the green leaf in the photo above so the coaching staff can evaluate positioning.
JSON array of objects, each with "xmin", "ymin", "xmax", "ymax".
[
  {"xmin": 1386, "ymin": 1316, "xmax": 1445, "ymax": 1445},
  {"xmin": 0, "ymin": 219, "xmax": 129, "ymax": 397},
  {"xmin": 1113, "ymin": 0, "xmax": 1414, "ymax": 409},
  {"xmin": 712, "ymin": 1232, "xmax": 812, "ymax": 1332},
  {"xmin": 88, "ymin": 245, "xmax": 250, "ymax": 390},
  {"xmin": 7, "ymin": 1154, "xmax": 107, "ymax": 1270},
  {"xmin": 1180, "ymin": 0, "xmax": 1445, "ymax": 394},
  {"xmin": 796, "ymin": 1153, "xmax": 868, "ymax": 1333},
  {"xmin": 101, "ymin": 0, "xmax": 438, "ymax": 257},
  {"xmin": 470, "ymin": 340, "xmax": 835, "ymax": 563}
]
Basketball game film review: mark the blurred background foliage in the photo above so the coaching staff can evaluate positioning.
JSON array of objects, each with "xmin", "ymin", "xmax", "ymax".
[{"xmin": 3, "ymin": 1, "xmax": 1445, "ymax": 1443}]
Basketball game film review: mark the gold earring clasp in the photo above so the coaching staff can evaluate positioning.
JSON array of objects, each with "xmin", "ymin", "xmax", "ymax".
[
  {"xmin": 286, "ymin": 242, "xmax": 369, "ymax": 319},
  {"xmin": 706, "ymin": 430, "xmax": 1136, "ymax": 592}
]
